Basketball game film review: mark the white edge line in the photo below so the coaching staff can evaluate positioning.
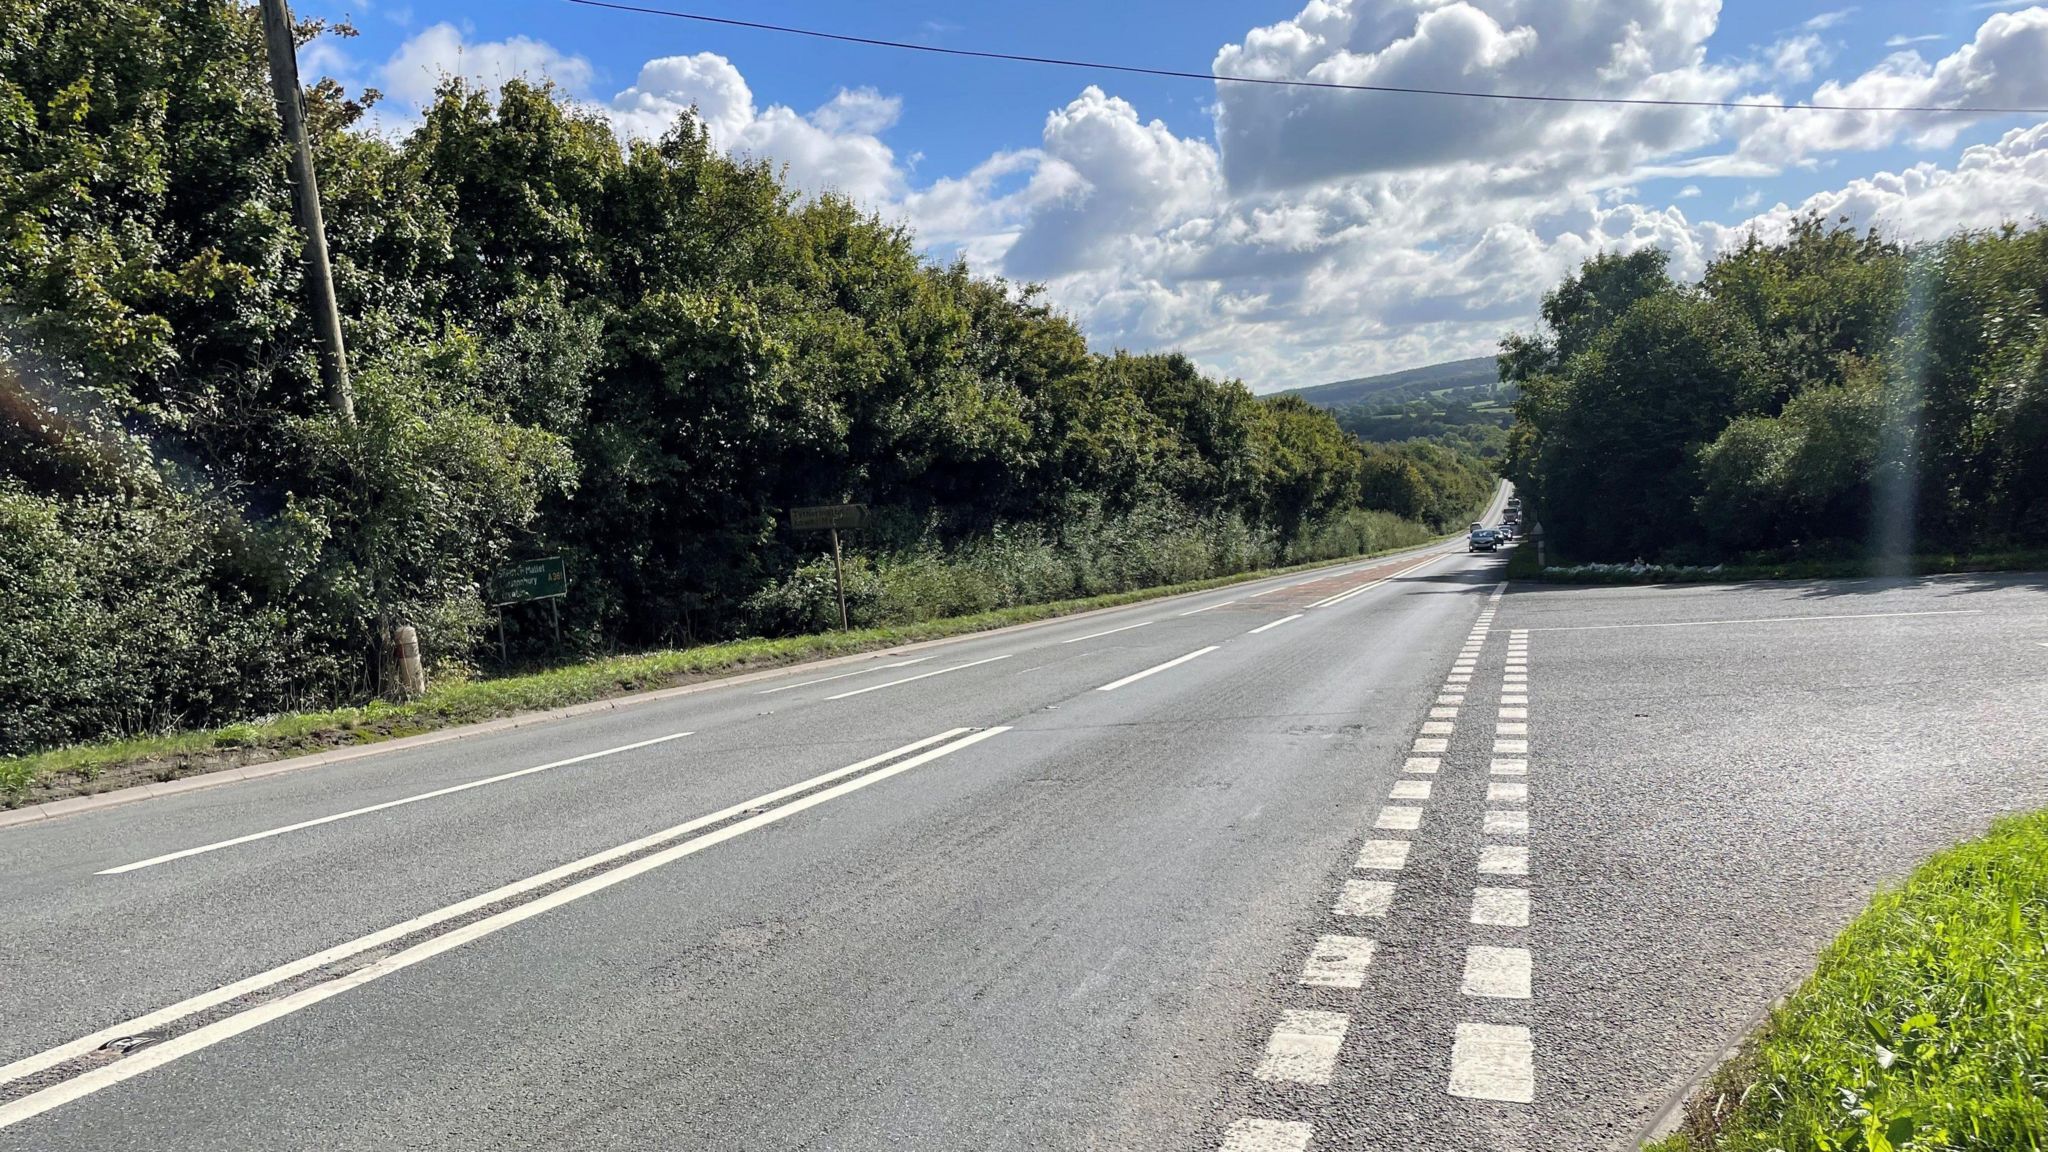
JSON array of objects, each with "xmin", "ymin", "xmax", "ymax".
[
  {"xmin": 1247, "ymin": 614, "xmax": 1305, "ymax": 635},
  {"xmin": 1, "ymin": 727, "xmax": 1011, "ymax": 1131},
  {"xmin": 755, "ymin": 656, "xmax": 932, "ymax": 693},
  {"xmin": 97, "ymin": 731, "xmax": 698, "ymax": 875},
  {"xmin": 1177, "ymin": 600, "xmax": 1238, "ymax": 617},
  {"xmin": 1532, "ymin": 609, "xmax": 1985, "ymax": 631},
  {"xmin": 1060, "ymin": 620, "xmax": 1154, "ymax": 644},
  {"xmin": 824, "ymin": 654, "xmax": 1013, "ymax": 699},
  {"xmin": 1095, "ymin": 645, "xmax": 1221, "ymax": 691},
  {"xmin": 4, "ymin": 728, "xmax": 977, "ymax": 1089}
]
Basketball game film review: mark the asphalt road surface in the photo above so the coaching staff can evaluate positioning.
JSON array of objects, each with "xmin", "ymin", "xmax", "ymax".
[{"xmin": 5, "ymin": 509, "xmax": 2045, "ymax": 1151}]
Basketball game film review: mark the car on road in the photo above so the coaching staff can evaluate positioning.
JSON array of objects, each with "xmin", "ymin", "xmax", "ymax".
[{"xmin": 1469, "ymin": 527, "xmax": 1500, "ymax": 551}]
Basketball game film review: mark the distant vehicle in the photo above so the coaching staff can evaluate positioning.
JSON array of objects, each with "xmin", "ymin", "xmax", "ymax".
[
  {"xmin": 1495, "ymin": 523, "xmax": 1515, "ymax": 542},
  {"xmin": 1469, "ymin": 521, "xmax": 1484, "ymax": 532},
  {"xmin": 1469, "ymin": 527, "xmax": 1499, "ymax": 552}
]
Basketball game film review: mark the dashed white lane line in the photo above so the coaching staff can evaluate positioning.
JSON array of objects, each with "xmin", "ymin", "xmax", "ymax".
[
  {"xmin": 1448, "ymin": 1023, "xmax": 1536, "ymax": 1103},
  {"xmin": 1430, "ymin": 706, "xmax": 1459, "ymax": 719},
  {"xmin": 1334, "ymin": 878, "xmax": 1398, "ymax": 918},
  {"xmin": 758, "ymin": 657, "xmax": 932, "ymax": 693},
  {"xmin": 1471, "ymin": 887, "xmax": 1531, "ymax": 927},
  {"xmin": 1220, "ymin": 1118, "xmax": 1315, "ymax": 1152},
  {"xmin": 5, "ymin": 727, "xmax": 1009, "ymax": 1124},
  {"xmin": 1255, "ymin": 1010, "xmax": 1352, "ymax": 1085},
  {"xmin": 1436, "ymin": 694, "xmax": 1466, "ymax": 705},
  {"xmin": 1501, "ymin": 693, "xmax": 1528, "ymax": 705},
  {"xmin": 1498, "ymin": 706, "xmax": 1527, "ymax": 719},
  {"xmin": 1375, "ymin": 805, "xmax": 1424, "ymax": 831},
  {"xmin": 1356, "ymin": 839, "xmax": 1411, "ymax": 870},
  {"xmin": 1490, "ymin": 758, "xmax": 1527, "ymax": 776},
  {"xmin": 1479, "ymin": 844, "xmax": 1530, "ymax": 876},
  {"xmin": 1461, "ymin": 945, "xmax": 1533, "ymax": 999},
  {"xmin": 1247, "ymin": 613, "xmax": 1305, "ymax": 635},
  {"xmin": 98, "ymin": 730, "xmax": 697, "ymax": 874},
  {"xmin": 1446, "ymin": 674, "xmax": 1472, "ymax": 685},
  {"xmin": 1413, "ymin": 737, "xmax": 1449, "ymax": 753},
  {"xmin": 827, "ymin": 654, "xmax": 1014, "ymax": 699},
  {"xmin": 1403, "ymin": 756, "xmax": 1440, "ymax": 774},
  {"xmin": 1493, "ymin": 739, "xmax": 1528, "ymax": 755},
  {"xmin": 1390, "ymin": 780, "xmax": 1433, "ymax": 801},
  {"xmin": 1485, "ymin": 810, "xmax": 1530, "ymax": 835},
  {"xmin": 1421, "ymin": 720, "xmax": 1456, "ymax": 735},
  {"xmin": 1179, "ymin": 600, "xmax": 1240, "ymax": 617},
  {"xmin": 1300, "ymin": 935, "xmax": 1377, "ymax": 988},
  {"xmin": 1059, "ymin": 619, "xmax": 1153, "ymax": 644},
  {"xmin": 1496, "ymin": 722, "xmax": 1528, "ymax": 735},
  {"xmin": 1095, "ymin": 645, "xmax": 1221, "ymax": 691},
  {"xmin": 1488, "ymin": 781, "xmax": 1528, "ymax": 803},
  {"xmin": 1531, "ymin": 608, "xmax": 1982, "ymax": 631}
]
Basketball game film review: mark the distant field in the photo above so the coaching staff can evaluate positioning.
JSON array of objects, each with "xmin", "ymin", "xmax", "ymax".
[{"xmin": 1278, "ymin": 354, "xmax": 1500, "ymax": 409}]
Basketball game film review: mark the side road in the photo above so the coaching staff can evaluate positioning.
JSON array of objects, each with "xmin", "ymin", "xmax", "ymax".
[{"xmin": 0, "ymin": 491, "xmax": 1506, "ymax": 829}]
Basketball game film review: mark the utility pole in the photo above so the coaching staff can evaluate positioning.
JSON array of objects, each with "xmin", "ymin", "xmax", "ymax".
[{"xmin": 259, "ymin": 0, "xmax": 354, "ymax": 425}]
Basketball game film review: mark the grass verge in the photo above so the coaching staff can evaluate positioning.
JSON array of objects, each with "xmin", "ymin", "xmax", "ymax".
[
  {"xmin": 1505, "ymin": 545, "xmax": 2048, "ymax": 584},
  {"xmin": 1650, "ymin": 811, "xmax": 2048, "ymax": 1151},
  {"xmin": 0, "ymin": 538, "xmax": 1451, "ymax": 808}
]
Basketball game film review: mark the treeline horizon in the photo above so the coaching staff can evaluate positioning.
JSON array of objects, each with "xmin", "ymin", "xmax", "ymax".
[
  {"xmin": 1502, "ymin": 217, "xmax": 2048, "ymax": 564},
  {"xmin": 0, "ymin": 2, "xmax": 1491, "ymax": 756}
]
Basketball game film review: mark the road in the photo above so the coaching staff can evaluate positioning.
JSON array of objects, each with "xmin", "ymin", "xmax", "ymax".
[{"xmin": 3, "ymin": 501, "xmax": 2045, "ymax": 1151}]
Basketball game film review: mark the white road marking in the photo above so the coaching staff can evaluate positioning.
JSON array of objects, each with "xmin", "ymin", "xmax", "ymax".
[
  {"xmin": 1501, "ymin": 694, "xmax": 1528, "ymax": 705},
  {"xmin": 1060, "ymin": 620, "xmax": 1153, "ymax": 644},
  {"xmin": 1479, "ymin": 844, "xmax": 1529, "ymax": 876},
  {"xmin": 1334, "ymin": 878, "xmax": 1398, "ymax": 918},
  {"xmin": 1095, "ymin": 645, "xmax": 1221, "ymax": 691},
  {"xmin": 1390, "ymin": 779, "xmax": 1432, "ymax": 800},
  {"xmin": 1462, "ymin": 945, "xmax": 1533, "ymax": 999},
  {"xmin": 1534, "ymin": 608, "xmax": 1984, "ymax": 632},
  {"xmin": 1490, "ymin": 759, "xmax": 1527, "ymax": 776},
  {"xmin": 1300, "ymin": 935, "xmax": 1377, "ymax": 988},
  {"xmin": 1375, "ymin": 805, "xmax": 1424, "ymax": 831},
  {"xmin": 1494, "ymin": 739, "xmax": 1529, "ymax": 755},
  {"xmin": 1255, "ymin": 1009, "xmax": 1351, "ymax": 1085},
  {"xmin": 1485, "ymin": 810, "xmax": 1530, "ymax": 835},
  {"xmin": 1356, "ymin": 840, "xmax": 1411, "ymax": 870},
  {"xmin": 827, "ymin": 654, "xmax": 1013, "ymax": 699},
  {"xmin": 1504, "ymin": 662, "xmax": 1527, "ymax": 672},
  {"xmin": 1471, "ymin": 886, "xmax": 1531, "ymax": 927},
  {"xmin": 1220, "ymin": 1118, "xmax": 1315, "ymax": 1152},
  {"xmin": 1498, "ymin": 706, "xmax": 1527, "ymax": 719},
  {"xmin": 757, "ymin": 658, "xmax": 932, "ymax": 693},
  {"xmin": 1446, "ymin": 674, "xmax": 1471, "ymax": 685},
  {"xmin": 1448, "ymin": 1023, "xmax": 1535, "ymax": 1103},
  {"xmin": 1179, "ymin": 600, "xmax": 1239, "ymax": 617},
  {"xmin": 1307, "ymin": 553, "xmax": 1448, "ymax": 608},
  {"xmin": 1436, "ymin": 694, "xmax": 1465, "ymax": 705},
  {"xmin": 1503, "ymin": 673, "xmax": 1527, "ymax": 684},
  {"xmin": 1403, "ymin": 756, "xmax": 1440, "ymax": 774},
  {"xmin": 0, "ymin": 728, "xmax": 1006, "ymax": 1123},
  {"xmin": 1412, "ymin": 737, "xmax": 1449, "ymax": 753},
  {"xmin": 1488, "ymin": 781, "xmax": 1528, "ymax": 803},
  {"xmin": 1496, "ymin": 722, "xmax": 1527, "ymax": 735},
  {"xmin": 1247, "ymin": 613, "xmax": 1305, "ymax": 635},
  {"xmin": 98, "ymin": 731, "xmax": 697, "ymax": 874},
  {"xmin": 1420, "ymin": 721, "xmax": 1455, "ymax": 735},
  {"xmin": 1430, "ymin": 707, "xmax": 1458, "ymax": 719}
]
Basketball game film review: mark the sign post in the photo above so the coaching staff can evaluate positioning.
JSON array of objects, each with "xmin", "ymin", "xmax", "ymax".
[
  {"xmin": 789, "ymin": 505, "xmax": 869, "ymax": 631},
  {"xmin": 488, "ymin": 556, "xmax": 568, "ymax": 660},
  {"xmin": 1531, "ymin": 521, "xmax": 1545, "ymax": 567}
]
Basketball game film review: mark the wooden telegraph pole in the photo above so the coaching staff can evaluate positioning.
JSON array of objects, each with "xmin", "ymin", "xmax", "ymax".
[{"xmin": 258, "ymin": 0, "xmax": 354, "ymax": 425}]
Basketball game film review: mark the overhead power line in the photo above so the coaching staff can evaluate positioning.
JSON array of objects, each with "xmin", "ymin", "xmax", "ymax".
[{"xmin": 564, "ymin": 0, "xmax": 2048, "ymax": 117}]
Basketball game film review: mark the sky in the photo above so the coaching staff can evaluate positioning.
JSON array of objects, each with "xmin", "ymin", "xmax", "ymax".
[{"xmin": 298, "ymin": 0, "xmax": 2048, "ymax": 391}]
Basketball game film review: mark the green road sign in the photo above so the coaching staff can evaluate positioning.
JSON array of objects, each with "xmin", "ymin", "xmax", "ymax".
[
  {"xmin": 790, "ymin": 504, "xmax": 869, "ymax": 532},
  {"xmin": 489, "ymin": 556, "xmax": 567, "ymax": 605}
]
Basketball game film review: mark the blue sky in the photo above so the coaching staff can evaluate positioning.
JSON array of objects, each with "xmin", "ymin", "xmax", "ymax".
[{"xmin": 302, "ymin": 1, "xmax": 2048, "ymax": 389}]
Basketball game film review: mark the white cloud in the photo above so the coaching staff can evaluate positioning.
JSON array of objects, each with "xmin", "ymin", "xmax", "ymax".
[
  {"xmin": 1884, "ymin": 33, "xmax": 1945, "ymax": 47},
  {"xmin": 1800, "ymin": 8, "xmax": 1857, "ymax": 31},
  {"xmin": 378, "ymin": 23, "xmax": 592, "ymax": 108}
]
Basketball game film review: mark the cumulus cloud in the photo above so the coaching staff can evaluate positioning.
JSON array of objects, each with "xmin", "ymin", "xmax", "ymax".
[{"xmin": 378, "ymin": 23, "xmax": 592, "ymax": 108}]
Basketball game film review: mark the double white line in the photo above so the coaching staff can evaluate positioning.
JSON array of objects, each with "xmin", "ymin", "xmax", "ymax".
[
  {"xmin": 1305, "ymin": 553, "xmax": 1447, "ymax": 609},
  {"xmin": 0, "ymin": 727, "xmax": 1006, "ymax": 1130}
]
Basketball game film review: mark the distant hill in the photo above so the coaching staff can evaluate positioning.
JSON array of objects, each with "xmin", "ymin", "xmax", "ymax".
[{"xmin": 1278, "ymin": 355, "xmax": 1500, "ymax": 409}]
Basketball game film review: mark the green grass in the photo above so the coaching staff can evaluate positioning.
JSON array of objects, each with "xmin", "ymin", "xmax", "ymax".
[
  {"xmin": 0, "ymin": 538, "xmax": 1453, "ymax": 807},
  {"xmin": 1650, "ymin": 811, "xmax": 2048, "ymax": 1152},
  {"xmin": 1504, "ymin": 545, "xmax": 2048, "ymax": 584}
]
